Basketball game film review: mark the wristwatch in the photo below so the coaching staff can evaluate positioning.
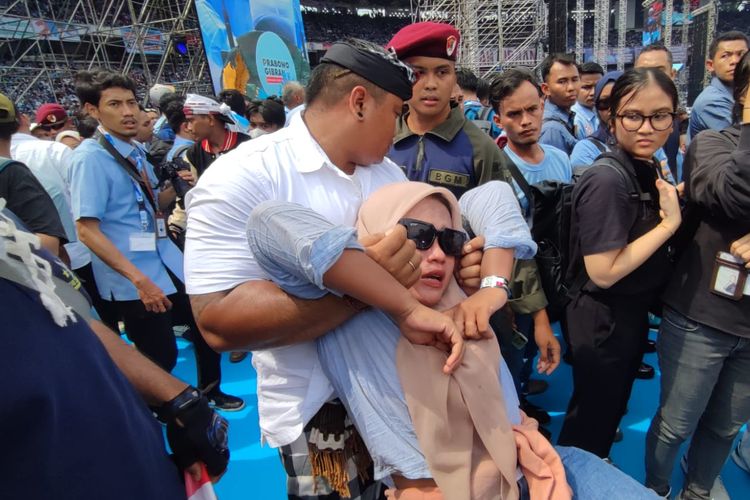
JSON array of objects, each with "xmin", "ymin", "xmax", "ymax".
[{"xmin": 480, "ymin": 275, "xmax": 512, "ymax": 299}]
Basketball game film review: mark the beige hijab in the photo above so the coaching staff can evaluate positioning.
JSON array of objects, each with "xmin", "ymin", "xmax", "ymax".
[{"xmin": 357, "ymin": 182, "xmax": 571, "ymax": 500}]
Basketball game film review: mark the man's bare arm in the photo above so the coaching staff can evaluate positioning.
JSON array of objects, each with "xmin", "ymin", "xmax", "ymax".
[
  {"xmin": 88, "ymin": 318, "xmax": 188, "ymax": 405},
  {"xmin": 191, "ymin": 280, "xmax": 358, "ymax": 352}
]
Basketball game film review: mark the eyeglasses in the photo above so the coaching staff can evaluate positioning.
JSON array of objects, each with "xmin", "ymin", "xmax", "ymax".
[
  {"xmin": 617, "ymin": 111, "xmax": 675, "ymax": 132},
  {"xmin": 596, "ymin": 98, "xmax": 610, "ymax": 111},
  {"xmin": 398, "ymin": 218, "xmax": 467, "ymax": 257}
]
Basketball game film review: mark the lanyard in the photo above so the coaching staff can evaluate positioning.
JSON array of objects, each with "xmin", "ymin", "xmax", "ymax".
[
  {"xmin": 131, "ymin": 178, "xmax": 150, "ymax": 232},
  {"xmin": 97, "ymin": 131, "xmax": 162, "ymax": 233}
]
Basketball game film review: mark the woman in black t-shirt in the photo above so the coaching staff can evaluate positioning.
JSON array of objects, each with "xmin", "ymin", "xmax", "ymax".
[
  {"xmin": 557, "ymin": 68, "xmax": 682, "ymax": 459},
  {"xmin": 645, "ymin": 52, "xmax": 750, "ymax": 500}
]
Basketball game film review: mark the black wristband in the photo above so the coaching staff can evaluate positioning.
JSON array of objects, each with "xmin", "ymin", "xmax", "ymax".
[{"xmin": 155, "ymin": 385, "xmax": 201, "ymax": 423}]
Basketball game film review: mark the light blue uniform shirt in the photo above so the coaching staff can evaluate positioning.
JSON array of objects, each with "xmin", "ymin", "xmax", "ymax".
[
  {"xmin": 165, "ymin": 135, "xmax": 195, "ymax": 162},
  {"xmin": 570, "ymin": 137, "xmax": 609, "ymax": 168},
  {"xmin": 539, "ymin": 101, "xmax": 578, "ymax": 155},
  {"xmin": 70, "ymin": 134, "xmax": 183, "ymax": 301},
  {"xmin": 572, "ymin": 102, "xmax": 599, "ymax": 140},
  {"xmin": 246, "ymin": 189, "xmax": 532, "ymax": 480},
  {"xmin": 689, "ymin": 77, "xmax": 735, "ymax": 141},
  {"xmin": 505, "ymin": 144, "xmax": 572, "ymax": 213}
]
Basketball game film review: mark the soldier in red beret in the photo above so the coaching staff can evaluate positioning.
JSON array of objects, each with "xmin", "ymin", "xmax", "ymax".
[
  {"xmin": 386, "ymin": 21, "xmax": 561, "ymax": 434},
  {"xmin": 34, "ymin": 103, "xmax": 75, "ymax": 141}
]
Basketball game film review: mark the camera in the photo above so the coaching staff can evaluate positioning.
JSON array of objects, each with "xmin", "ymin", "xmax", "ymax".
[{"xmin": 162, "ymin": 157, "xmax": 192, "ymax": 202}]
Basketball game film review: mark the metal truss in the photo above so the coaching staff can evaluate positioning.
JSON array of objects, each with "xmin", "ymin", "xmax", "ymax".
[
  {"xmin": 417, "ymin": 0, "xmax": 547, "ymax": 77},
  {"xmin": 0, "ymin": 0, "xmax": 211, "ymax": 110},
  {"xmin": 617, "ymin": 0, "xmax": 627, "ymax": 70},
  {"xmin": 593, "ymin": 0, "xmax": 610, "ymax": 67},
  {"xmin": 692, "ymin": 0, "xmax": 718, "ymax": 88}
]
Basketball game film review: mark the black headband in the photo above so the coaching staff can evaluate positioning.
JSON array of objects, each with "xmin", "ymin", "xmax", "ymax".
[{"xmin": 321, "ymin": 41, "xmax": 414, "ymax": 101}]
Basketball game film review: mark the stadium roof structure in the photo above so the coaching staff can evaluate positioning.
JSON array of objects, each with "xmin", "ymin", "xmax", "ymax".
[
  {"xmin": 414, "ymin": 0, "xmax": 547, "ymax": 77},
  {"xmin": 0, "ymin": 0, "xmax": 212, "ymax": 111}
]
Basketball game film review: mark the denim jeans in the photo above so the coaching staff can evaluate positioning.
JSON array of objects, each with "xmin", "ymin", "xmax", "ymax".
[
  {"xmin": 645, "ymin": 307, "xmax": 750, "ymax": 499},
  {"xmin": 518, "ymin": 446, "xmax": 659, "ymax": 499}
]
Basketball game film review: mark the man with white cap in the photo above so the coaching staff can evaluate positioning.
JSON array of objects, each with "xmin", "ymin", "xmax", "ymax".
[{"xmin": 166, "ymin": 93, "xmax": 251, "ymax": 243}]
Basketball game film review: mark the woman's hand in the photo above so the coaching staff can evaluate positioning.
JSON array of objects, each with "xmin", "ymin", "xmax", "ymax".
[
  {"xmin": 656, "ymin": 178, "xmax": 681, "ymax": 234},
  {"xmin": 395, "ymin": 303, "xmax": 464, "ymax": 374},
  {"xmin": 730, "ymin": 233, "xmax": 750, "ymax": 269},
  {"xmin": 448, "ymin": 287, "xmax": 507, "ymax": 340}
]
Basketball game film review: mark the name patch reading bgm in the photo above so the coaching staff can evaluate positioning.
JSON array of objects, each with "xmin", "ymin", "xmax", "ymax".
[{"xmin": 428, "ymin": 169, "xmax": 469, "ymax": 188}]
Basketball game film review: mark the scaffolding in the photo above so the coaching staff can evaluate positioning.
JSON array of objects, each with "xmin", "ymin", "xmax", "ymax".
[
  {"xmin": 0, "ymin": 0, "xmax": 212, "ymax": 111},
  {"xmin": 593, "ymin": 0, "xmax": 610, "ymax": 67},
  {"xmin": 416, "ymin": 0, "xmax": 547, "ymax": 77},
  {"xmin": 616, "ymin": 0, "xmax": 627, "ymax": 70}
]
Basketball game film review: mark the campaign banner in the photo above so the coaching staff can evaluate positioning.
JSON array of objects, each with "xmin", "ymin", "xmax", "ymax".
[
  {"xmin": 120, "ymin": 27, "xmax": 167, "ymax": 55},
  {"xmin": 643, "ymin": 1, "xmax": 664, "ymax": 46},
  {"xmin": 0, "ymin": 16, "xmax": 84, "ymax": 41},
  {"xmin": 195, "ymin": 0, "xmax": 310, "ymax": 97}
]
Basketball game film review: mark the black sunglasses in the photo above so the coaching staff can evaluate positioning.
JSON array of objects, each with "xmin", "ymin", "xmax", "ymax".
[
  {"xmin": 398, "ymin": 218, "xmax": 467, "ymax": 257},
  {"xmin": 596, "ymin": 98, "xmax": 611, "ymax": 111}
]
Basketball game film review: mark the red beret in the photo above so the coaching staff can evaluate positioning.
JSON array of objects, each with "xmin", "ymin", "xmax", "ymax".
[
  {"xmin": 387, "ymin": 22, "xmax": 460, "ymax": 62},
  {"xmin": 35, "ymin": 103, "xmax": 67, "ymax": 126}
]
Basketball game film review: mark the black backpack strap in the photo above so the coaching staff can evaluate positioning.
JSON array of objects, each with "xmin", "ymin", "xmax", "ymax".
[
  {"xmin": 0, "ymin": 158, "xmax": 22, "ymax": 174},
  {"xmin": 478, "ymin": 106, "xmax": 492, "ymax": 121},
  {"xmin": 589, "ymin": 137, "xmax": 608, "ymax": 154},
  {"xmin": 596, "ymin": 153, "xmax": 652, "ymax": 203},
  {"xmin": 543, "ymin": 116, "xmax": 575, "ymax": 136},
  {"xmin": 498, "ymin": 148, "xmax": 533, "ymax": 219}
]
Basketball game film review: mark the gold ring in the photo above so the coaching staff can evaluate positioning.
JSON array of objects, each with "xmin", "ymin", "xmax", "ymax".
[{"xmin": 408, "ymin": 260, "xmax": 417, "ymax": 271}]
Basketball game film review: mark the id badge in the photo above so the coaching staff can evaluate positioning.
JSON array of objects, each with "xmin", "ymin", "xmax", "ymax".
[
  {"xmin": 129, "ymin": 232, "xmax": 156, "ymax": 252},
  {"xmin": 155, "ymin": 214, "xmax": 168, "ymax": 239},
  {"xmin": 710, "ymin": 251, "xmax": 748, "ymax": 301}
]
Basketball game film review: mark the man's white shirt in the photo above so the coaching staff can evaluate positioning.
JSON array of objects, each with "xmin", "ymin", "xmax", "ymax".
[
  {"xmin": 185, "ymin": 113, "xmax": 406, "ymax": 448},
  {"xmin": 11, "ymin": 133, "xmax": 90, "ymax": 269}
]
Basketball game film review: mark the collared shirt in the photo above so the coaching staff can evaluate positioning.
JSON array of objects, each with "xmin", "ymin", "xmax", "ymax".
[
  {"xmin": 504, "ymin": 144, "xmax": 572, "ymax": 213},
  {"xmin": 389, "ymin": 106, "xmax": 511, "ymax": 199},
  {"xmin": 285, "ymin": 104, "xmax": 305, "ymax": 127},
  {"xmin": 689, "ymin": 76, "xmax": 735, "ymax": 141},
  {"xmin": 11, "ymin": 133, "xmax": 90, "ymax": 269},
  {"xmin": 165, "ymin": 135, "xmax": 194, "ymax": 162},
  {"xmin": 571, "ymin": 102, "xmax": 599, "ymax": 140},
  {"xmin": 70, "ymin": 133, "xmax": 183, "ymax": 301},
  {"xmin": 540, "ymin": 101, "xmax": 578, "ymax": 155},
  {"xmin": 184, "ymin": 112, "xmax": 407, "ymax": 448}
]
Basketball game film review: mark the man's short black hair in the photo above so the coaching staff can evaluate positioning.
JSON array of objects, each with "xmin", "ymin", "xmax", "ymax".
[
  {"xmin": 638, "ymin": 43, "xmax": 674, "ymax": 66},
  {"xmin": 709, "ymin": 31, "xmax": 750, "ymax": 60},
  {"xmin": 218, "ymin": 89, "xmax": 247, "ymax": 115},
  {"xmin": 540, "ymin": 53, "xmax": 579, "ymax": 82},
  {"xmin": 75, "ymin": 111, "xmax": 99, "ymax": 139},
  {"xmin": 579, "ymin": 61, "xmax": 605, "ymax": 76},
  {"xmin": 489, "ymin": 69, "xmax": 543, "ymax": 114},
  {"xmin": 456, "ymin": 67, "xmax": 479, "ymax": 93},
  {"xmin": 75, "ymin": 70, "xmax": 138, "ymax": 107},
  {"xmin": 159, "ymin": 91, "xmax": 183, "ymax": 111},
  {"xmin": 162, "ymin": 96, "xmax": 187, "ymax": 132}
]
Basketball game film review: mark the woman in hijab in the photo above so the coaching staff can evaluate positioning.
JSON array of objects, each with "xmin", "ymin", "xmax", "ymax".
[{"xmin": 246, "ymin": 181, "xmax": 659, "ymax": 500}]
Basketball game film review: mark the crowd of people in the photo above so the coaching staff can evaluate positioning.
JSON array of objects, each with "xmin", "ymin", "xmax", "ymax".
[{"xmin": 1, "ymin": 14, "xmax": 749, "ymax": 500}]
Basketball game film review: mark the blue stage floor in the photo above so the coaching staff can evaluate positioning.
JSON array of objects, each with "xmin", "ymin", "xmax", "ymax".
[{"xmin": 171, "ymin": 329, "xmax": 750, "ymax": 499}]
